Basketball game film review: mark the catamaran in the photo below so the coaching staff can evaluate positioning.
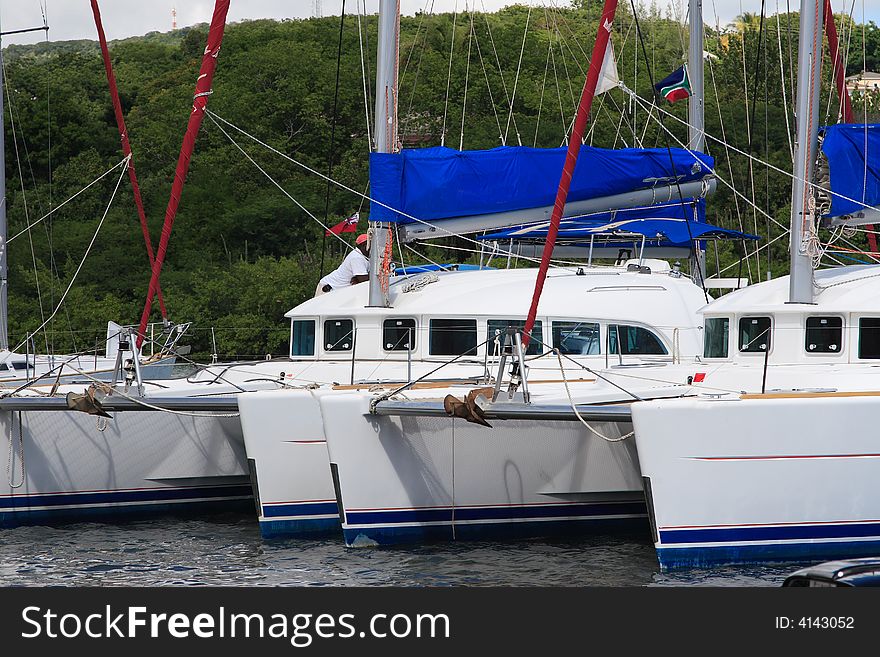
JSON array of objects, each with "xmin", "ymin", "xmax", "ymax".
[
  {"xmin": 631, "ymin": 0, "xmax": 880, "ymax": 568},
  {"xmin": 233, "ymin": 0, "xmax": 762, "ymax": 542}
]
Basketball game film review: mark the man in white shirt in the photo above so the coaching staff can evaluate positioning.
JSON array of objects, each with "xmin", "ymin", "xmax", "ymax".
[{"xmin": 315, "ymin": 233, "xmax": 370, "ymax": 296}]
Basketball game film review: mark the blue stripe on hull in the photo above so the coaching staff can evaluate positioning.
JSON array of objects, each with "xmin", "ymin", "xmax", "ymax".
[
  {"xmin": 346, "ymin": 501, "xmax": 647, "ymax": 526},
  {"xmin": 342, "ymin": 501, "xmax": 648, "ymax": 546},
  {"xmin": 659, "ymin": 521, "xmax": 880, "ymax": 545},
  {"xmin": 657, "ymin": 538, "xmax": 880, "ymax": 569},
  {"xmin": 261, "ymin": 501, "xmax": 339, "ymax": 518},
  {"xmin": 0, "ymin": 485, "xmax": 253, "ymax": 528},
  {"xmin": 259, "ymin": 516, "xmax": 341, "ymax": 539}
]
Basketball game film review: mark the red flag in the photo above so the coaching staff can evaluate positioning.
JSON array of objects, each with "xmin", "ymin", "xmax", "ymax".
[{"xmin": 325, "ymin": 212, "xmax": 360, "ymax": 236}]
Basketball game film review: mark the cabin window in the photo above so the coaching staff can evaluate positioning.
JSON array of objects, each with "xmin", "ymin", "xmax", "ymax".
[
  {"xmin": 552, "ymin": 321, "xmax": 600, "ymax": 355},
  {"xmin": 858, "ymin": 318, "xmax": 880, "ymax": 359},
  {"xmin": 738, "ymin": 316, "xmax": 771, "ymax": 352},
  {"xmin": 324, "ymin": 319, "xmax": 354, "ymax": 352},
  {"xmin": 805, "ymin": 316, "xmax": 842, "ymax": 354},
  {"xmin": 608, "ymin": 324, "xmax": 668, "ymax": 355},
  {"xmin": 429, "ymin": 319, "xmax": 477, "ymax": 356},
  {"xmin": 290, "ymin": 320, "xmax": 316, "ymax": 356},
  {"xmin": 488, "ymin": 319, "xmax": 543, "ymax": 355},
  {"xmin": 703, "ymin": 317, "xmax": 729, "ymax": 358},
  {"xmin": 383, "ymin": 318, "xmax": 416, "ymax": 351}
]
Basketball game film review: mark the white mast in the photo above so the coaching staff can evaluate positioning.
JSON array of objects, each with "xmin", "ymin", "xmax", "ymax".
[
  {"xmin": 688, "ymin": 0, "xmax": 706, "ymax": 280},
  {"xmin": 789, "ymin": 0, "xmax": 823, "ymax": 304},
  {"xmin": 368, "ymin": 0, "xmax": 400, "ymax": 308},
  {"xmin": 687, "ymin": 0, "xmax": 704, "ymax": 153}
]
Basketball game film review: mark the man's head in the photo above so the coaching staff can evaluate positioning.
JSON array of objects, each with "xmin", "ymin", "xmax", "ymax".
[{"xmin": 356, "ymin": 233, "xmax": 370, "ymax": 256}]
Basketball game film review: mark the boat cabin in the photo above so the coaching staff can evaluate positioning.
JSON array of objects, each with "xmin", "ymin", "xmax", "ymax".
[
  {"xmin": 284, "ymin": 261, "xmax": 709, "ymax": 364},
  {"xmin": 699, "ymin": 266, "xmax": 880, "ymax": 365}
]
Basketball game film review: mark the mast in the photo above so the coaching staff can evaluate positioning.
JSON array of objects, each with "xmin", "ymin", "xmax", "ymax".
[
  {"xmin": 0, "ymin": 32, "xmax": 7, "ymax": 350},
  {"xmin": 687, "ymin": 0, "xmax": 704, "ymax": 153},
  {"xmin": 368, "ymin": 0, "xmax": 400, "ymax": 308},
  {"xmin": 789, "ymin": 0, "xmax": 824, "ymax": 304},
  {"xmin": 687, "ymin": 0, "xmax": 707, "ymax": 279}
]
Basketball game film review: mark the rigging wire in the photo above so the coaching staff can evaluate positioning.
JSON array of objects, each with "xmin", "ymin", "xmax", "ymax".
[
  {"xmin": 441, "ymin": 0, "xmax": 459, "ymax": 147},
  {"xmin": 471, "ymin": 9, "xmax": 506, "ymax": 145},
  {"xmin": 2, "ymin": 57, "xmax": 50, "ymax": 353},
  {"xmin": 10, "ymin": 157, "xmax": 129, "ymax": 354},
  {"xmin": 356, "ymin": 1, "xmax": 373, "ymax": 151},
  {"xmin": 319, "ymin": 1, "xmax": 348, "ymax": 281},
  {"xmin": 627, "ymin": 0, "xmax": 710, "ymax": 302},
  {"xmin": 459, "ymin": 4, "xmax": 474, "ymax": 150},
  {"xmin": 504, "ymin": 3, "xmax": 531, "ymax": 145},
  {"xmin": 207, "ymin": 110, "xmax": 604, "ymax": 271}
]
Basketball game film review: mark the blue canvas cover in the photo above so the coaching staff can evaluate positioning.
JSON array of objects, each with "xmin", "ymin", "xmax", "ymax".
[
  {"xmin": 476, "ymin": 199, "xmax": 758, "ymax": 246},
  {"xmin": 821, "ymin": 123, "xmax": 880, "ymax": 217},
  {"xmin": 369, "ymin": 145, "xmax": 714, "ymax": 223}
]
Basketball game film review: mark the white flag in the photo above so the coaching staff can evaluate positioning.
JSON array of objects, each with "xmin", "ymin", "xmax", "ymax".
[{"xmin": 596, "ymin": 41, "xmax": 619, "ymax": 95}]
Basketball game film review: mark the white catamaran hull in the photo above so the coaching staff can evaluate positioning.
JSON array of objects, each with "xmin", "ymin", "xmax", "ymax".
[
  {"xmin": 1, "ymin": 403, "xmax": 250, "ymax": 526},
  {"xmin": 238, "ymin": 388, "xmax": 339, "ymax": 538},
  {"xmin": 321, "ymin": 391, "xmax": 646, "ymax": 547},
  {"xmin": 633, "ymin": 394, "xmax": 880, "ymax": 568}
]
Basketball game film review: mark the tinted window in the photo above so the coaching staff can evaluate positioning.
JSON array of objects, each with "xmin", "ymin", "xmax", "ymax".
[
  {"xmin": 383, "ymin": 318, "xmax": 416, "ymax": 351},
  {"xmin": 859, "ymin": 318, "xmax": 880, "ymax": 359},
  {"xmin": 552, "ymin": 321, "xmax": 600, "ymax": 355},
  {"xmin": 291, "ymin": 320, "xmax": 316, "ymax": 356},
  {"xmin": 608, "ymin": 325, "xmax": 668, "ymax": 355},
  {"xmin": 703, "ymin": 317, "xmax": 729, "ymax": 358},
  {"xmin": 429, "ymin": 319, "xmax": 477, "ymax": 356},
  {"xmin": 739, "ymin": 316, "xmax": 771, "ymax": 352},
  {"xmin": 488, "ymin": 319, "xmax": 543, "ymax": 355},
  {"xmin": 324, "ymin": 319, "xmax": 354, "ymax": 352},
  {"xmin": 805, "ymin": 316, "xmax": 842, "ymax": 353}
]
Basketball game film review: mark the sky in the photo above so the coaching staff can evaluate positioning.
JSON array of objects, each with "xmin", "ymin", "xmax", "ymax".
[{"xmin": 1, "ymin": 1, "xmax": 877, "ymax": 47}]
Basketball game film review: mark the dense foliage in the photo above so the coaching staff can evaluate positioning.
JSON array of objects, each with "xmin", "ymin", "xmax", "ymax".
[{"xmin": 2, "ymin": 3, "xmax": 879, "ymax": 359}]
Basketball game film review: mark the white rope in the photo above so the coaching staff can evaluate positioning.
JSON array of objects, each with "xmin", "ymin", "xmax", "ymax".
[
  {"xmin": 550, "ymin": 23, "xmax": 568, "ymax": 145},
  {"xmin": 555, "ymin": 350, "xmax": 632, "ymax": 442},
  {"xmin": 66, "ymin": 369, "xmax": 241, "ymax": 419},
  {"xmin": 206, "ymin": 112, "xmax": 355, "ymax": 252},
  {"xmin": 11, "ymin": 158, "xmax": 129, "ymax": 354},
  {"xmin": 626, "ymin": 87, "xmax": 880, "ymax": 217},
  {"xmin": 470, "ymin": 10, "xmax": 505, "ymax": 145},
  {"xmin": 738, "ymin": 12, "xmax": 762, "ymax": 280},
  {"xmin": 356, "ymin": 0, "xmax": 373, "ymax": 150},
  {"xmin": 504, "ymin": 3, "xmax": 531, "ymax": 146},
  {"xmin": 460, "ymin": 6, "xmax": 474, "ymax": 150},
  {"xmin": 8, "ymin": 158, "xmax": 129, "ymax": 243},
  {"xmin": 400, "ymin": 0, "xmax": 433, "ymax": 141},
  {"xmin": 774, "ymin": 0, "xmax": 794, "ymax": 160},
  {"xmin": 533, "ymin": 34, "xmax": 552, "ymax": 147},
  {"xmin": 441, "ymin": 0, "xmax": 458, "ymax": 147},
  {"xmin": 3, "ymin": 60, "xmax": 49, "ymax": 350},
  {"xmin": 206, "ymin": 110, "xmax": 579, "ymax": 269}
]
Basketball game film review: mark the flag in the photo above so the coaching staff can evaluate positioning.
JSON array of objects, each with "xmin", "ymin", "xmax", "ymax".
[
  {"xmin": 596, "ymin": 40, "xmax": 620, "ymax": 95},
  {"xmin": 654, "ymin": 65, "xmax": 691, "ymax": 103},
  {"xmin": 325, "ymin": 212, "xmax": 360, "ymax": 236}
]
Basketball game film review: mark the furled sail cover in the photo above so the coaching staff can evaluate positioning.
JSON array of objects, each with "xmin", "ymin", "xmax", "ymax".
[
  {"xmin": 369, "ymin": 145, "xmax": 714, "ymax": 224},
  {"xmin": 476, "ymin": 199, "xmax": 758, "ymax": 245},
  {"xmin": 820, "ymin": 123, "xmax": 880, "ymax": 217}
]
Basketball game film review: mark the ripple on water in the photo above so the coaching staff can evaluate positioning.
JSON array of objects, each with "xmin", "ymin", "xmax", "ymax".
[{"xmin": 0, "ymin": 514, "xmax": 796, "ymax": 587}]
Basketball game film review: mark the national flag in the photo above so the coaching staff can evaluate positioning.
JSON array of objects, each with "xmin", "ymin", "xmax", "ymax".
[
  {"xmin": 654, "ymin": 65, "xmax": 691, "ymax": 103},
  {"xmin": 325, "ymin": 212, "xmax": 360, "ymax": 236},
  {"xmin": 596, "ymin": 40, "xmax": 620, "ymax": 95}
]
